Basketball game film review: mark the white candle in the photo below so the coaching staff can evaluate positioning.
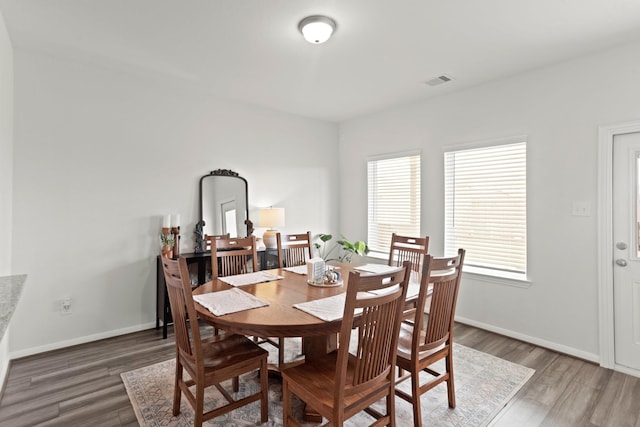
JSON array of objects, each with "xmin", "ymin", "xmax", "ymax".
[
  {"xmin": 171, "ymin": 214, "xmax": 180, "ymax": 228},
  {"xmin": 162, "ymin": 215, "xmax": 171, "ymax": 228}
]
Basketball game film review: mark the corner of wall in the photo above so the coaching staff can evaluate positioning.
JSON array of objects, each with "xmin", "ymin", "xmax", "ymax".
[{"xmin": 0, "ymin": 6, "xmax": 15, "ymax": 388}]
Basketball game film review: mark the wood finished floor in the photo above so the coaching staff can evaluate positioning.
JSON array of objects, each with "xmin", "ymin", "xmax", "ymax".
[{"xmin": 0, "ymin": 323, "xmax": 638, "ymax": 427}]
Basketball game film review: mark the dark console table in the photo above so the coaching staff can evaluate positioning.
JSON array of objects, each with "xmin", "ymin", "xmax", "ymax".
[{"xmin": 156, "ymin": 249, "xmax": 278, "ymax": 338}]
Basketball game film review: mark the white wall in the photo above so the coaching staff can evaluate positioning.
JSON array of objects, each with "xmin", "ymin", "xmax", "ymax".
[
  {"xmin": 9, "ymin": 28, "xmax": 640, "ymax": 364},
  {"xmin": 0, "ymin": 3, "xmax": 13, "ymax": 280},
  {"xmin": 10, "ymin": 50, "xmax": 339, "ymax": 356},
  {"xmin": 339, "ymin": 40, "xmax": 640, "ymax": 361},
  {"xmin": 0, "ymin": 7, "xmax": 13, "ymax": 387}
]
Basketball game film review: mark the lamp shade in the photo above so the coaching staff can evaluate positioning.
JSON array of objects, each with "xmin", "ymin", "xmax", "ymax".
[
  {"xmin": 298, "ymin": 15, "xmax": 336, "ymax": 44},
  {"xmin": 259, "ymin": 207, "xmax": 285, "ymax": 249},
  {"xmin": 258, "ymin": 207, "xmax": 285, "ymax": 229}
]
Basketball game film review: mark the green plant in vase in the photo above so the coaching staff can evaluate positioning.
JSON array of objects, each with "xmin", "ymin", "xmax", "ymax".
[
  {"xmin": 160, "ymin": 233, "xmax": 175, "ymax": 257},
  {"xmin": 314, "ymin": 234, "xmax": 370, "ymax": 263}
]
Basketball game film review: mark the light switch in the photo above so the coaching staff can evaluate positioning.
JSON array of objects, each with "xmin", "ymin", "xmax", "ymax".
[{"xmin": 571, "ymin": 201, "xmax": 591, "ymax": 217}]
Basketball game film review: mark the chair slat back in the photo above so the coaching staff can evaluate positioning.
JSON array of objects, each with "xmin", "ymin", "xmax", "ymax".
[
  {"xmin": 388, "ymin": 233, "xmax": 430, "ymax": 274},
  {"xmin": 276, "ymin": 232, "xmax": 312, "ymax": 268},
  {"xmin": 212, "ymin": 236, "xmax": 259, "ymax": 278},
  {"xmin": 160, "ymin": 256, "xmax": 203, "ymax": 367},
  {"xmin": 204, "ymin": 233, "xmax": 230, "ymax": 252},
  {"xmin": 415, "ymin": 249, "xmax": 465, "ymax": 352},
  {"xmin": 335, "ymin": 262, "xmax": 411, "ymax": 399}
]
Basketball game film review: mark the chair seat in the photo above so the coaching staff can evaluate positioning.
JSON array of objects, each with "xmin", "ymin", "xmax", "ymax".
[
  {"xmin": 282, "ymin": 352, "xmax": 339, "ymax": 406},
  {"xmin": 396, "ymin": 322, "xmax": 446, "ymax": 363},
  {"xmin": 284, "ymin": 351, "xmax": 400, "ymax": 423},
  {"xmin": 199, "ymin": 333, "xmax": 268, "ymax": 369}
]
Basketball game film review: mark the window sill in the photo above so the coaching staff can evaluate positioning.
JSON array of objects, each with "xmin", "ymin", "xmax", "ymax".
[
  {"xmin": 365, "ymin": 253, "xmax": 531, "ymax": 288},
  {"xmin": 365, "ymin": 251, "xmax": 388, "ymax": 261},
  {"xmin": 462, "ymin": 266, "xmax": 531, "ymax": 288}
]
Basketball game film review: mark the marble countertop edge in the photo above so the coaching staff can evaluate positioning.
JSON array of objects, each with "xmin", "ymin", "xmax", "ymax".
[{"xmin": 0, "ymin": 274, "xmax": 28, "ymax": 342}]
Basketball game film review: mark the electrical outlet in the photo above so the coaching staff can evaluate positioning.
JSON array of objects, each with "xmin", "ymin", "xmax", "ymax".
[{"xmin": 61, "ymin": 298, "xmax": 72, "ymax": 315}]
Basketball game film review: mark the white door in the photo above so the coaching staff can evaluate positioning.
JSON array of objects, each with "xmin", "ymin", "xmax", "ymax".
[
  {"xmin": 221, "ymin": 200, "xmax": 237, "ymax": 237},
  {"xmin": 612, "ymin": 131, "xmax": 640, "ymax": 371}
]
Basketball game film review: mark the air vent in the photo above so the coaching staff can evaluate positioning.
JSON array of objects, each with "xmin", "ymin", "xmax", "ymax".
[{"xmin": 424, "ymin": 74, "xmax": 453, "ymax": 87}]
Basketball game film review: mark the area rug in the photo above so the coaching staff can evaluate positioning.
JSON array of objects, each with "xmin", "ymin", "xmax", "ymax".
[{"xmin": 121, "ymin": 341, "xmax": 534, "ymax": 426}]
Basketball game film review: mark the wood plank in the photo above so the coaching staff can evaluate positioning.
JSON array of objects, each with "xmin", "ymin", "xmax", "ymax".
[
  {"xmin": 541, "ymin": 360, "xmax": 610, "ymax": 425},
  {"xmin": 589, "ymin": 371, "xmax": 640, "ymax": 426},
  {"xmin": 0, "ymin": 323, "xmax": 638, "ymax": 426}
]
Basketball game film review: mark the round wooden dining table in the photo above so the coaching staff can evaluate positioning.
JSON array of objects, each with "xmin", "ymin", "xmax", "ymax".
[
  {"xmin": 192, "ymin": 264, "xmax": 355, "ymax": 362},
  {"xmin": 192, "ymin": 263, "xmax": 419, "ymax": 422},
  {"xmin": 193, "ymin": 264, "xmax": 363, "ymax": 423}
]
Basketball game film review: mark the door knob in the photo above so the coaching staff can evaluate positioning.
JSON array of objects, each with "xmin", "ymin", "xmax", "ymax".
[
  {"xmin": 616, "ymin": 242, "xmax": 628, "ymax": 250},
  {"xmin": 615, "ymin": 259, "xmax": 628, "ymax": 267}
]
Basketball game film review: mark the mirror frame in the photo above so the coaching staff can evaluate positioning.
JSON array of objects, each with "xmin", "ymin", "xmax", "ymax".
[{"xmin": 194, "ymin": 169, "xmax": 253, "ymax": 253}]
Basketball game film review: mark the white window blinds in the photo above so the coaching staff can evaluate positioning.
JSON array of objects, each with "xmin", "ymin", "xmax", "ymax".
[
  {"xmin": 367, "ymin": 153, "xmax": 421, "ymax": 253},
  {"xmin": 444, "ymin": 141, "xmax": 527, "ymax": 274}
]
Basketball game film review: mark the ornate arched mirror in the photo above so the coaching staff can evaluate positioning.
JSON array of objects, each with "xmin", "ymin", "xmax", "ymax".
[{"xmin": 194, "ymin": 169, "xmax": 253, "ymax": 252}]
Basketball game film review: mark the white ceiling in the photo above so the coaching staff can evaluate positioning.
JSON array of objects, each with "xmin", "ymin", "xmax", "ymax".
[{"xmin": 2, "ymin": 0, "xmax": 640, "ymax": 123}]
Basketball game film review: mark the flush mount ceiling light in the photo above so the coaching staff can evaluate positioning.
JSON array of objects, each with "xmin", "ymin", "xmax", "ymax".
[{"xmin": 298, "ymin": 15, "xmax": 336, "ymax": 44}]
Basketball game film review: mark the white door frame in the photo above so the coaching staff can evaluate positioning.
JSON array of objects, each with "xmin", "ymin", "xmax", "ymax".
[{"xmin": 598, "ymin": 119, "xmax": 640, "ymax": 374}]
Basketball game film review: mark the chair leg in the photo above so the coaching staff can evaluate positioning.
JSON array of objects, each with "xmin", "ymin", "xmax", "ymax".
[
  {"xmin": 412, "ymin": 370, "xmax": 422, "ymax": 427},
  {"xmin": 173, "ymin": 361, "xmax": 182, "ymax": 415},
  {"xmin": 260, "ymin": 359, "xmax": 269, "ymax": 423},
  {"xmin": 282, "ymin": 378, "xmax": 291, "ymax": 427},
  {"xmin": 278, "ymin": 337, "xmax": 285, "ymax": 366},
  {"xmin": 397, "ymin": 366, "xmax": 405, "ymax": 378},
  {"xmin": 446, "ymin": 353, "xmax": 456, "ymax": 408},
  {"xmin": 232, "ymin": 376, "xmax": 239, "ymax": 392},
  {"xmin": 332, "ymin": 407, "xmax": 345, "ymax": 426},
  {"xmin": 194, "ymin": 381, "xmax": 205, "ymax": 427},
  {"xmin": 387, "ymin": 383, "xmax": 396, "ymax": 427}
]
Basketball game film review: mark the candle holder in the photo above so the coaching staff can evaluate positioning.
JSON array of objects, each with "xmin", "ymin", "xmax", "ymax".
[{"xmin": 171, "ymin": 226, "xmax": 181, "ymax": 258}]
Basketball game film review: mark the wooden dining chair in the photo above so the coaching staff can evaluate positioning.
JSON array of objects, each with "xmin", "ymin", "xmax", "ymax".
[
  {"xmin": 210, "ymin": 235, "xmax": 259, "ymax": 336},
  {"xmin": 388, "ymin": 233, "xmax": 430, "ymax": 321},
  {"xmin": 263, "ymin": 231, "xmax": 313, "ymax": 367},
  {"xmin": 211, "ymin": 235, "xmax": 259, "ymax": 279},
  {"xmin": 388, "ymin": 233, "xmax": 430, "ymax": 275},
  {"xmin": 281, "ymin": 262, "xmax": 412, "ymax": 427},
  {"xmin": 159, "ymin": 256, "xmax": 269, "ymax": 427},
  {"xmin": 201, "ymin": 233, "xmax": 230, "ymax": 282},
  {"xmin": 204, "ymin": 233, "xmax": 230, "ymax": 252},
  {"xmin": 395, "ymin": 249, "xmax": 465, "ymax": 427},
  {"xmin": 275, "ymin": 231, "xmax": 312, "ymax": 268}
]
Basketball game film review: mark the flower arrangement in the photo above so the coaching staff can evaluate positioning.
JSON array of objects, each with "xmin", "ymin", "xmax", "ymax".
[{"xmin": 313, "ymin": 234, "xmax": 370, "ymax": 263}]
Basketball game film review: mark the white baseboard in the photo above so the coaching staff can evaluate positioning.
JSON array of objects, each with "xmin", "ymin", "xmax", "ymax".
[
  {"xmin": 613, "ymin": 363, "xmax": 640, "ymax": 378},
  {"xmin": 455, "ymin": 316, "xmax": 600, "ymax": 364},
  {"xmin": 9, "ymin": 322, "xmax": 157, "ymax": 359},
  {"xmin": 0, "ymin": 357, "xmax": 8, "ymax": 399}
]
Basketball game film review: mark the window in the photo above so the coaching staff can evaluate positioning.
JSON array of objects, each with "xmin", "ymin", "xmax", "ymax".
[
  {"xmin": 444, "ymin": 139, "xmax": 526, "ymax": 277},
  {"xmin": 367, "ymin": 152, "xmax": 421, "ymax": 254}
]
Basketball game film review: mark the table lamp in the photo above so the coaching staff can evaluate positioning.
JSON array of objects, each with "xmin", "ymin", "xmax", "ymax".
[{"xmin": 258, "ymin": 207, "xmax": 285, "ymax": 249}]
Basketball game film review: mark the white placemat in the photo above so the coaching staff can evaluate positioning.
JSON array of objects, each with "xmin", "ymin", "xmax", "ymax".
[
  {"xmin": 354, "ymin": 263, "xmax": 401, "ymax": 274},
  {"xmin": 283, "ymin": 265, "xmax": 308, "ymax": 275},
  {"xmin": 366, "ymin": 270, "xmax": 422, "ymax": 299},
  {"xmin": 193, "ymin": 288, "xmax": 269, "ymax": 316},
  {"xmin": 219, "ymin": 271, "xmax": 283, "ymax": 287},
  {"xmin": 293, "ymin": 293, "xmax": 362, "ymax": 322}
]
